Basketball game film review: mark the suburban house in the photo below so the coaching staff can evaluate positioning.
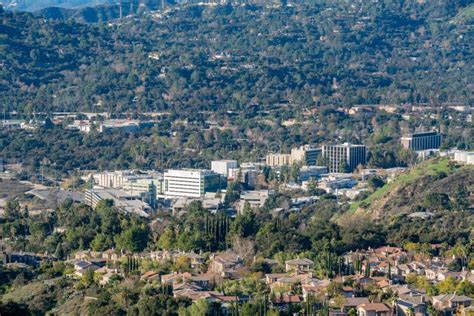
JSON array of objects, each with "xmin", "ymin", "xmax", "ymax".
[
  {"xmin": 395, "ymin": 292, "xmax": 426, "ymax": 316},
  {"xmin": 208, "ymin": 254, "xmax": 243, "ymax": 277},
  {"xmin": 285, "ymin": 258, "xmax": 314, "ymax": 273},
  {"xmin": 73, "ymin": 260, "xmax": 100, "ymax": 277},
  {"xmin": 357, "ymin": 303, "xmax": 392, "ymax": 316},
  {"xmin": 330, "ymin": 297, "xmax": 370, "ymax": 314},
  {"xmin": 432, "ymin": 294, "xmax": 473, "ymax": 315},
  {"xmin": 270, "ymin": 294, "xmax": 302, "ymax": 312}
]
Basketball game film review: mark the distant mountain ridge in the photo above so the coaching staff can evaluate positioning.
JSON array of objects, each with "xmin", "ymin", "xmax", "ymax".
[
  {"xmin": 0, "ymin": 0, "xmax": 174, "ymax": 13},
  {"xmin": 0, "ymin": 0, "xmax": 472, "ymax": 113},
  {"xmin": 34, "ymin": 2, "xmax": 147, "ymax": 22},
  {"xmin": 1, "ymin": 0, "xmax": 112, "ymax": 12}
]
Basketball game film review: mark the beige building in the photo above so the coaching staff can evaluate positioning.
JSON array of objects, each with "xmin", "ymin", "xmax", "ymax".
[
  {"xmin": 266, "ymin": 145, "xmax": 322, "ymax": 167},
  {"xmin": 265, "ymin": 153, "xmax": 291, "ymax": 167},
  {"xmin": 290, "ymin": 145, "xmax": 321, "ymax": 166}
]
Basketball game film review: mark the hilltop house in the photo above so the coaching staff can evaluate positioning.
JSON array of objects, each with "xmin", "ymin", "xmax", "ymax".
[{"xmin": 285, "ymin": 258, "xmax": 314, "ymax": 273}]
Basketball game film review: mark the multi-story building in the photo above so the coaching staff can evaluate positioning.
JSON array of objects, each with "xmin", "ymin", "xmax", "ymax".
[
  {"xmin": 92, "ymin": 171, "xmax": 129, "ymax": 188},
  {"xmin": 122, "ymin": 177, "xmax": 160, "ymax": 207},
  {"xmin": 291, "ymin": 145, "xmax": 322, "ymax": 166},
  {"xmin": 265, "ymin": 153, "xmax": 291, "ymax": 167},
  {"xmin": 89, "ymin": 170, "xmax": 162, "ymax": 207},
  {"xmin": 322, "ymin": 143, "xmax": 367, "ymax": 173},
  {"xmin": 401, "ymin": 131, "xmax": 442, "ymax": 151},
  {"xmin": 122, "ymin": 176, "xmax": 162, "ymax": 194},
  {"xmin": 233, "ymin": 162, "xmax": 264, "ymax": 189},
  {"xmin": 266, "ymin": 145, "xmax": 322, "ymax": 167},
  {"xmin": 211, "ymin": 160, "xmax": 238, "ymax": 178},
  {"xmin": 91, "ymin": 170, "xmax": 163, "ymax": 196},
  {"xmin": 163, "ymin": 169, "xmax": 226, "ymax": 198}
]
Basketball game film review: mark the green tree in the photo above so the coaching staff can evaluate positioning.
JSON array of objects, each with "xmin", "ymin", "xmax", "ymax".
[
  {"xmin": 230, "ymin": 202, "xmax": 258, "ymax": 238},
  {"xmin": 91, "ymin": 233, "xmax": 114, "ymax": 251},
  {"xmin": 368, "ymin": 176, "xmax": 385, "ymax": 191},
  {"xmin": 5, "ymin": 199, "xmax": 21, "ymax": 220},
  {"xmin": 158, "ymin": 227, "xmax": 177, "ymax": 250},
  {"xmin": 179, "ymin": 299, "xmax": 210, "ymax": 316},
  {"xmin": 115, "ymin": 225, "xmax": 148, "ymax": 252}
]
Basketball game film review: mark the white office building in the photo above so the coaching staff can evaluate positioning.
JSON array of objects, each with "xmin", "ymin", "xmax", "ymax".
[
  {"xmin": 90, "ymin": 170, "xmax": 163, "ymax": 201},
  {"xmin": 164, "ymin": 169, "xmax": 225, "ymax": 198},
  {"xmin": 211, "ymin": 160, "xmax": 238, "ymax": 178},
  {"xmin": 93, "ymin": 171, "xmax": 130, "ymax": 188}
]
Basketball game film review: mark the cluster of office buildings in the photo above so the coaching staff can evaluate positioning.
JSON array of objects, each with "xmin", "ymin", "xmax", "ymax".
[
  {"xmin": 84, "ymin": 142, "xmax": 370, "ymax": 216},
  {"xmin": 83, "ymin": 132, "xmax": 454, "ymax": 217},
  {"xmin": 266, "ymin": 143, "xmax": 368, "ymax": 173}
]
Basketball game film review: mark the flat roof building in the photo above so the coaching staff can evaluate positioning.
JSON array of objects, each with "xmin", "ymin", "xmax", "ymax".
[
  {"xmin": 239, "ymin": 190, "xmax": 274, "ymax": 213},
  {"xmin": 298, "ymin": 166, "xmax": 328, "ymax": 182},
  {"xmin": 265, "ymin": 153, "xmax": 291, "ymax": 167},
  {"xmin": 84, "ymin": 188, "xmax": 151, "ymax": 217},
  {"xmin": 401, "ymin": 131, "xmax": 442, "ymax": 151},
  {"xmin": 91, "ymin": 170, "xmax": 163, "ymax": 197},
  {"xmin": 453, "ymin": 151, "xmax": 474, "ymax": 165},
  {"xmin": 164, "ymin": 169, "xmax": 226, "ymax": 198},
  {"xmin": 211, "ymin": 160, "xmax": 238, "ymax": 179},
  {"xmin": 266, "ymin": 145, "xmax": 322, "ymax": 167},
  {"xmin": 98, "ymin": 120, "xmax": 141, "ymax": 133},
  {"xmin": 322, "ymin": 143, "xmax": 367, "ymax": 173}
]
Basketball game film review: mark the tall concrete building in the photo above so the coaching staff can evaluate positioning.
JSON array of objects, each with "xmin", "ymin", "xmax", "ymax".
[
  {"xmin": 401, "ymin": 131, "xmax": 442, "ymax": 151},
  {"xmin": 164, "ymin": 169, "xmax": 226, "ymax": 198},
  {"xmin": 322, "ymin": 143, "xmax": 367, "ymax": 173},
  {"xmin": 290, "ymin": 145, "xmax": 322, "ymax": 166}
]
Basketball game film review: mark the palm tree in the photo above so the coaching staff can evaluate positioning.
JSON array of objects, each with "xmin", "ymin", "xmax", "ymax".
[{"xmin": 446, "ymin": 242, "xmax": 468, "ymax": 267}]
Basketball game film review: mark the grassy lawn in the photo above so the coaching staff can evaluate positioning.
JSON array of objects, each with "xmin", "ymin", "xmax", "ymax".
[{"xmin": 349, "ymin": 158, "xmax": 457, "ymax": 212}]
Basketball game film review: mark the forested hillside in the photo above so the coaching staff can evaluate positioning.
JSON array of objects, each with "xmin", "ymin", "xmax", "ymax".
[
  {"xmin": 350, "ymin": 158, "xmax": 474, "ymax": 219},
  {"xmin": 0, "ymin": 0, "xmax": 472, "ymax": 115}
]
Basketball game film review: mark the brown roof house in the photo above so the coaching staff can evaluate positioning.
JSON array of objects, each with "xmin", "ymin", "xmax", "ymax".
[
  {"xmin": 208, "ymin": 253, "xmax": 243, "ymax": 278},
  {"xmin": 357, "ymin": 303, "xmax": 392, "ymax": 316},
  {"xmin": 329, "ymin": 297, "xmax": 371, "ymax": 316}
]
